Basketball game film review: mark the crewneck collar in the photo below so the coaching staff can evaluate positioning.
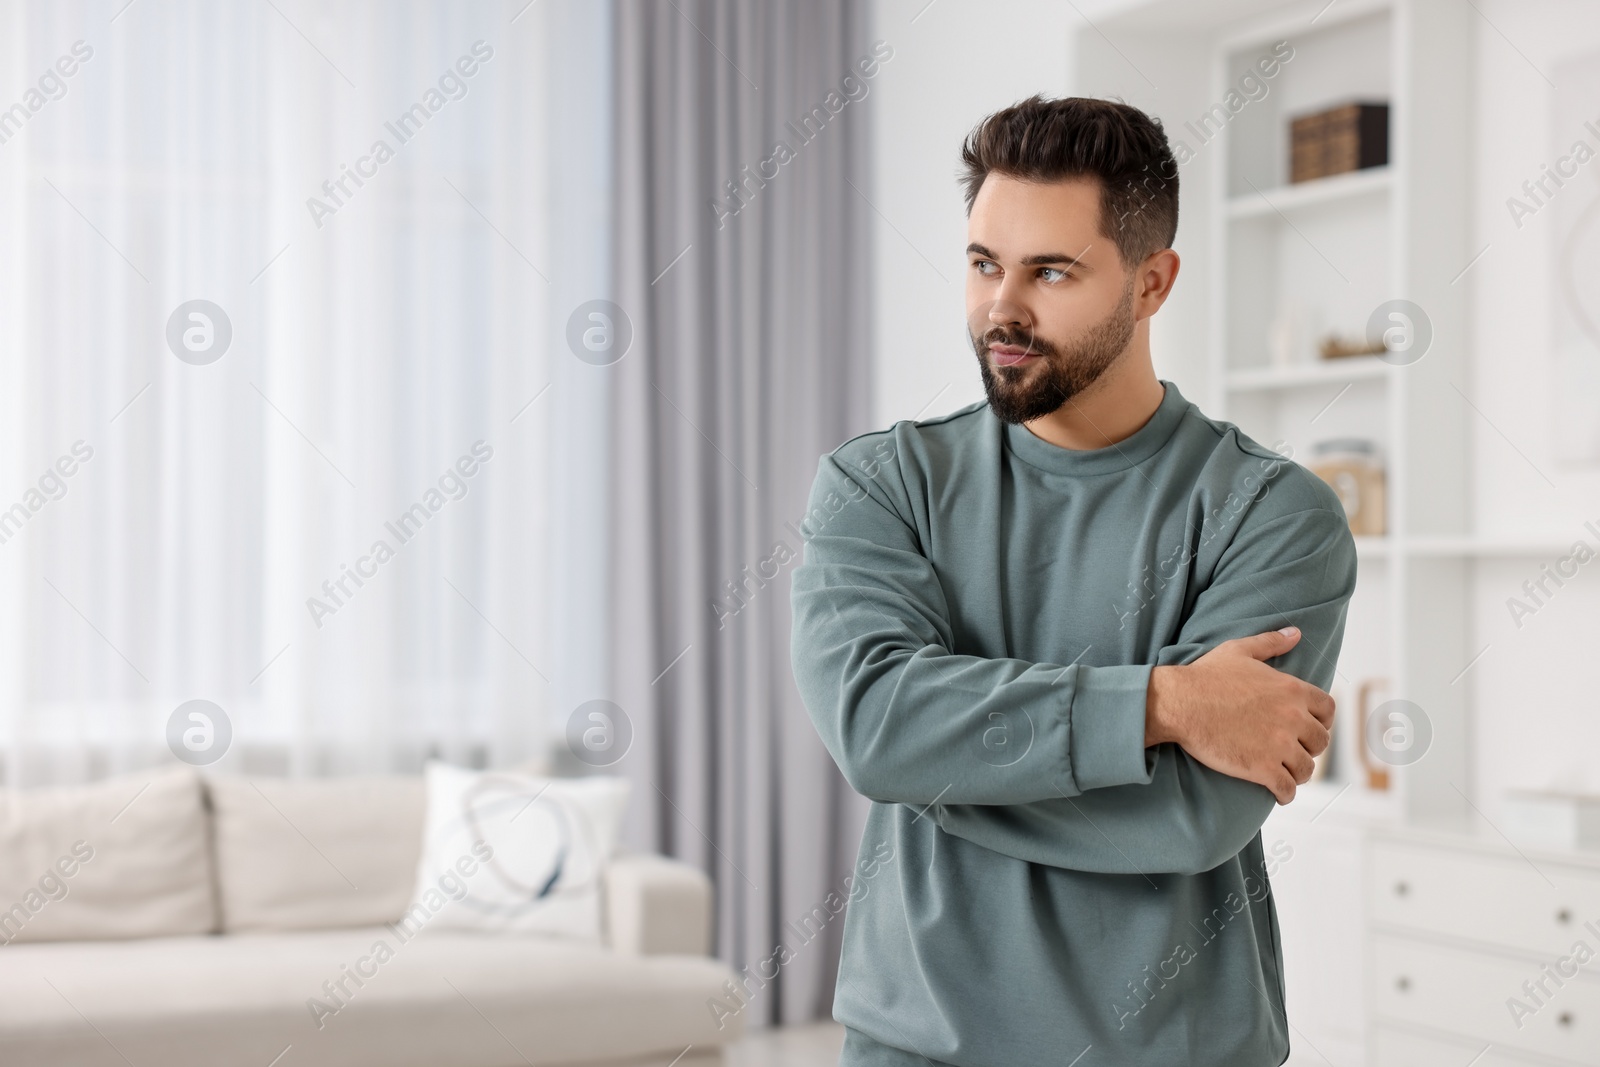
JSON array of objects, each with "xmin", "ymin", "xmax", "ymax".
[{"xmin": 1000, "ymin": 379, "xmax": 1190, "ymax": 475}]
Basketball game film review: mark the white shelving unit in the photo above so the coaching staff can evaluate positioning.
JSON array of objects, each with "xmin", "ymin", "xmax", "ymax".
[
  {"xmin": 1072, "ymin": 2, "xmax": 1494, "ymax": 1064},
  {"xmin": 1203, "ymin": 10, "xmax": 1486, "ymax": 1063},
  {"xmin": 1225, "ymin": 354, "xmax": 1391, "ymax": 390},
  {"xmin": 1202, "ymin": 0, "xmax": 1475, "ymax": 832},
  {"xmin": 1225, "ymin": 163, "xmax": 1393, "ymax": 219},
  {"xmin": 1076, "ymin": 0, "xmax": 1600, "ymax": 1060}
]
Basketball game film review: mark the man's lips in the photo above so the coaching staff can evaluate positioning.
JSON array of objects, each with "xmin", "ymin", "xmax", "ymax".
[{"xmin": 989, "ymin": 342, "xmax": 1039, "ymax": 367}]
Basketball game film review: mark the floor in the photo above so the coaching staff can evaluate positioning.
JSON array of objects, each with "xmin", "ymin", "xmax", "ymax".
[{"xmin": 724, "ymin": 1022, "xmax": 846, "ymax": 1066}]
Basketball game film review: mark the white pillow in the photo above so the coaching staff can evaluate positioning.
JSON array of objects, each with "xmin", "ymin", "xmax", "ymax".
[{"xmin": 408, "ymin": 761, "xmax": 629, "ymax": 940}]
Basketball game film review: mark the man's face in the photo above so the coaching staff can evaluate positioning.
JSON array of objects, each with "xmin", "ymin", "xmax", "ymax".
[{"xmin": 965, "ymin": 174, "xmax": 1138, "ymax": 423}]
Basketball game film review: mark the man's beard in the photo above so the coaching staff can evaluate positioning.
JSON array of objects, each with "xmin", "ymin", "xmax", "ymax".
[{"xmin": 973, "ymin": 278, "xmax": 1137, "ymax": 424}]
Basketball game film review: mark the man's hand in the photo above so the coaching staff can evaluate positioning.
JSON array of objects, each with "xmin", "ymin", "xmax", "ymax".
[{"xmin": 1144, "ymin": 626, "xmax": 1335, "ymax": 805}]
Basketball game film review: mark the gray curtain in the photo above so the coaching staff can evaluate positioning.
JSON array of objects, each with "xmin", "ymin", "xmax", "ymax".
[{"xmin": 608, "ymin": 0, "xmax": 875, "ymax": 1028}]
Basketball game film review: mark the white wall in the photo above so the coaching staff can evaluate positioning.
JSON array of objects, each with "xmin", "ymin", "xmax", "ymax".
[
  {"xmin": 866, "ymin": 1, "xmax": 1221, "ymax": 426},
  {"xmin": 1466, "ymin": 1, "xmax": 1600, "ymax": 808},
  {"xmin": 867, "ymin": 0, "xmax": 1075, "ymax": 428},
  {"xmin": 1067, "ymin": 32, "xmax": 1215, "ymax": 405}
]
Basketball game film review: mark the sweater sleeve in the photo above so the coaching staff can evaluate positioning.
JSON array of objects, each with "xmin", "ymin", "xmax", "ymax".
[
  {"xmin": 789, "ymin": 453, "xmax": 1159, "ymax": 807},
  {"xmin": 933, "ymin": 505, "xmax": 1358, "ymax": 875}
]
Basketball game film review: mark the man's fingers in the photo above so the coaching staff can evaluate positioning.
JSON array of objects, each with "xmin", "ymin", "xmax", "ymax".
[
  {"xmin": 1306, "ymin": 685, "xmax": 1336, "ymax": 727},
  {"xmin": 1298, "ymin": 716, "xmax": 1331, "ymax": 757},
  {"xmin": 1268, "ymin": 770, "xmax": 1296, "ymax": 805},
  {"xmin": 1230, "ymin": 626, "xmax": 1301, "ymax": 662},
  {"xmin": 1286, "ymin": 748, "xmax": 1316, "ymax": 786}
]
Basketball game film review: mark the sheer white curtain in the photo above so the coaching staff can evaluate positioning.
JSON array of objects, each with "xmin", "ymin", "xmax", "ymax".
[{"xmin": 0, "ymin": 0, "xmax": 559, "ymax": 786}]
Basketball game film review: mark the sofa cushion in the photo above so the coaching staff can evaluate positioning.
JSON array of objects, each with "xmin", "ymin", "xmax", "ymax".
[
  {"xmin": 0, "ymin": 765, "xmax": 215, "ymax": 943},
  {"xmin": 413, "ymin": 761, "xmax": 630, "ymax": 941},
  {"xmin": 206, "ymin": 774, "xmax": 426, "ymax": 933},
  {"xmin": 0, "ymin": 927, "xmax": 743, "ymax": 1067}
]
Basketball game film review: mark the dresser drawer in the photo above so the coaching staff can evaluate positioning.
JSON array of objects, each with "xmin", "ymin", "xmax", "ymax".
[
  {"xmin": 1373, "ymin": 1025, "xmax": 1574, "ymax": 1067},
  {"xmin": 1371, "ymin": 934, "xmax": 1600, "ymax": 1063},
  {"xmin": 1368, "ymin": 838, "xmax": 1600, "ymax": 955}
]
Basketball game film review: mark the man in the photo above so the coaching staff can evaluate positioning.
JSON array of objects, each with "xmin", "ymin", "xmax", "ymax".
[{"xmin": 789, "ymin": 95, "xmax": 1357, "ymax": 1066}]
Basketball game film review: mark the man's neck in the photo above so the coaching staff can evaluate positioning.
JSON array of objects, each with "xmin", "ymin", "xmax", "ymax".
[{"xmin": 1020, "ymin": 352, "xmax": 1165, "ymax": 452}]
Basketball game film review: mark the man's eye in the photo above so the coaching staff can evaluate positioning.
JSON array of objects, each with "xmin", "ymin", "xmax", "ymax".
[
  {"xmin": 1040, "ymin": 267, "xmax": 1068, "ymax": 282},
  {"xmin": 973, "ymin": 260, "xmax": 997, "ymax": 275}
]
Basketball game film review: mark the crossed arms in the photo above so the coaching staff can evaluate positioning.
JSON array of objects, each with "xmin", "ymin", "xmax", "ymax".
[{"xmin": 789, "ymin": 453, "xmax": 1358, "ymax": 876}]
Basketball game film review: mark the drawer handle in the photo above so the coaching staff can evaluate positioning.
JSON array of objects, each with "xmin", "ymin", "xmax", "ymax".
[
  {"xmin": 1393, "ymin": 880, "xmax": 1409, "ymax": 897},
  {"xmin": 1558, "ymin": 1011, "xmax": 1574, "ymax": 1027},
  {"xmin": 1557, "ymin": 907, "xmax": 1573, "ymax": 925},
  {"xmin": 1396, "ymin": 975, "xmax": 1411, "ymax": 992}
]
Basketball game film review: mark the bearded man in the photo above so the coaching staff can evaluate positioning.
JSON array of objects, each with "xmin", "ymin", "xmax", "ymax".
[{"xmin": 790, "ymin": 94, "xmax": 1357, "ymax": 1067}]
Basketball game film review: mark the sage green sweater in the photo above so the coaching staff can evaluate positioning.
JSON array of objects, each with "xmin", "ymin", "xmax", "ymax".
[{"xmin": 789, "ymin": 380, "xmax": 1357, "ymax": 1066}]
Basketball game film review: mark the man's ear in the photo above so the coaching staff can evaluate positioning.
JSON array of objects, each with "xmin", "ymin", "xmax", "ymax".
[{"xmin": 1134, "ymin": 248, "xmax": 1180, "ymax": 319}]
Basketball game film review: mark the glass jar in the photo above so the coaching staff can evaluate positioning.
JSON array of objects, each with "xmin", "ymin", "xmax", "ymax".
[{"xmin": 1310, "ymin": 438, "xmax": 1386, "ymax": 536}]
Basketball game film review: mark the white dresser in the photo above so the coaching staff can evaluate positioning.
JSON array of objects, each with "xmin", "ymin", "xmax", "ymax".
[
  {"xmin": 1264, "ymin": 795, "xmax": 1600, "ymax": 1067},
  {"xmin": 1365, "ymin": 823, "xmax": 1600, "ymax": 1066}
]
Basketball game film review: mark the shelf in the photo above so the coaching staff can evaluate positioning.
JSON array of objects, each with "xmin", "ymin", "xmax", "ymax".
[
  {"xmin": 1342, "ymin": 536, "xmax": 1585, "ymax": 558},
  {"xmin": 1404, "ymin": 536, "xmax": 1583, "ymax": 558},
  {"xmin": 1227, "ymin": 166, "xmax": 1393, "ymax": 221},
  {"xmin": 1185, "ymin": 534, "xmax": 1582, "ymax": 561},
  {"xmin": 1274, "ymin": 776, "xmax": 1402, "ymax": 825},
  {"xmin": 1226, "ymin": 357, "xmax": 1389, "ymax": 391},
  {"xmin": 1353, "ymin": 536, "xmax": 1389, "ymax": 559}
]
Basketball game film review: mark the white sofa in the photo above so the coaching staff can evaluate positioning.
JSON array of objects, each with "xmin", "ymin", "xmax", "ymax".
[{"xmin": 0, "ymin": 766, "xmax": 743, "ymax": 1067}]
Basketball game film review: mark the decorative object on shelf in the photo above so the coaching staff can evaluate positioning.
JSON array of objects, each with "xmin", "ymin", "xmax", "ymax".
[
  {"xmin": 1310, "ymin": 438, "xmax": 1387, "ymax": 536},
  {"xmin": 1500, "ymin": 789, "xmax": 1600, "ymax": 851},
  {"xmin": 1289, "ymin": 101, "xmax": 1390, "ymax": 183},
  {"xmin": 1318, "ymin": 332, "xmax": 1387, "ymax": 360},
  {"xmin": 1355, "ymin": 678, "xmax": 1391, "ymax": 791},
  {"xmin": 1267, "ymin": 299, "xmax": 1321, "ymax": 367}
]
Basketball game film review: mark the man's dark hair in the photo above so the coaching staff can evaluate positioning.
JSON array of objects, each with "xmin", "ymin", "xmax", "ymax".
[{"xmin": 959, "ymin": 94, "xmax": 1179, "ymax": 267}]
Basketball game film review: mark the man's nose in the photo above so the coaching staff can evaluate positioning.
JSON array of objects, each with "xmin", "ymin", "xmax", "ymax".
[
  {"xmin": 986, "ymin": 298, "xmax": 1032, "ymax": 335},
  {"xmin": 987, "ymin": 298, "xmax": 1023, "ymax": 325}
]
